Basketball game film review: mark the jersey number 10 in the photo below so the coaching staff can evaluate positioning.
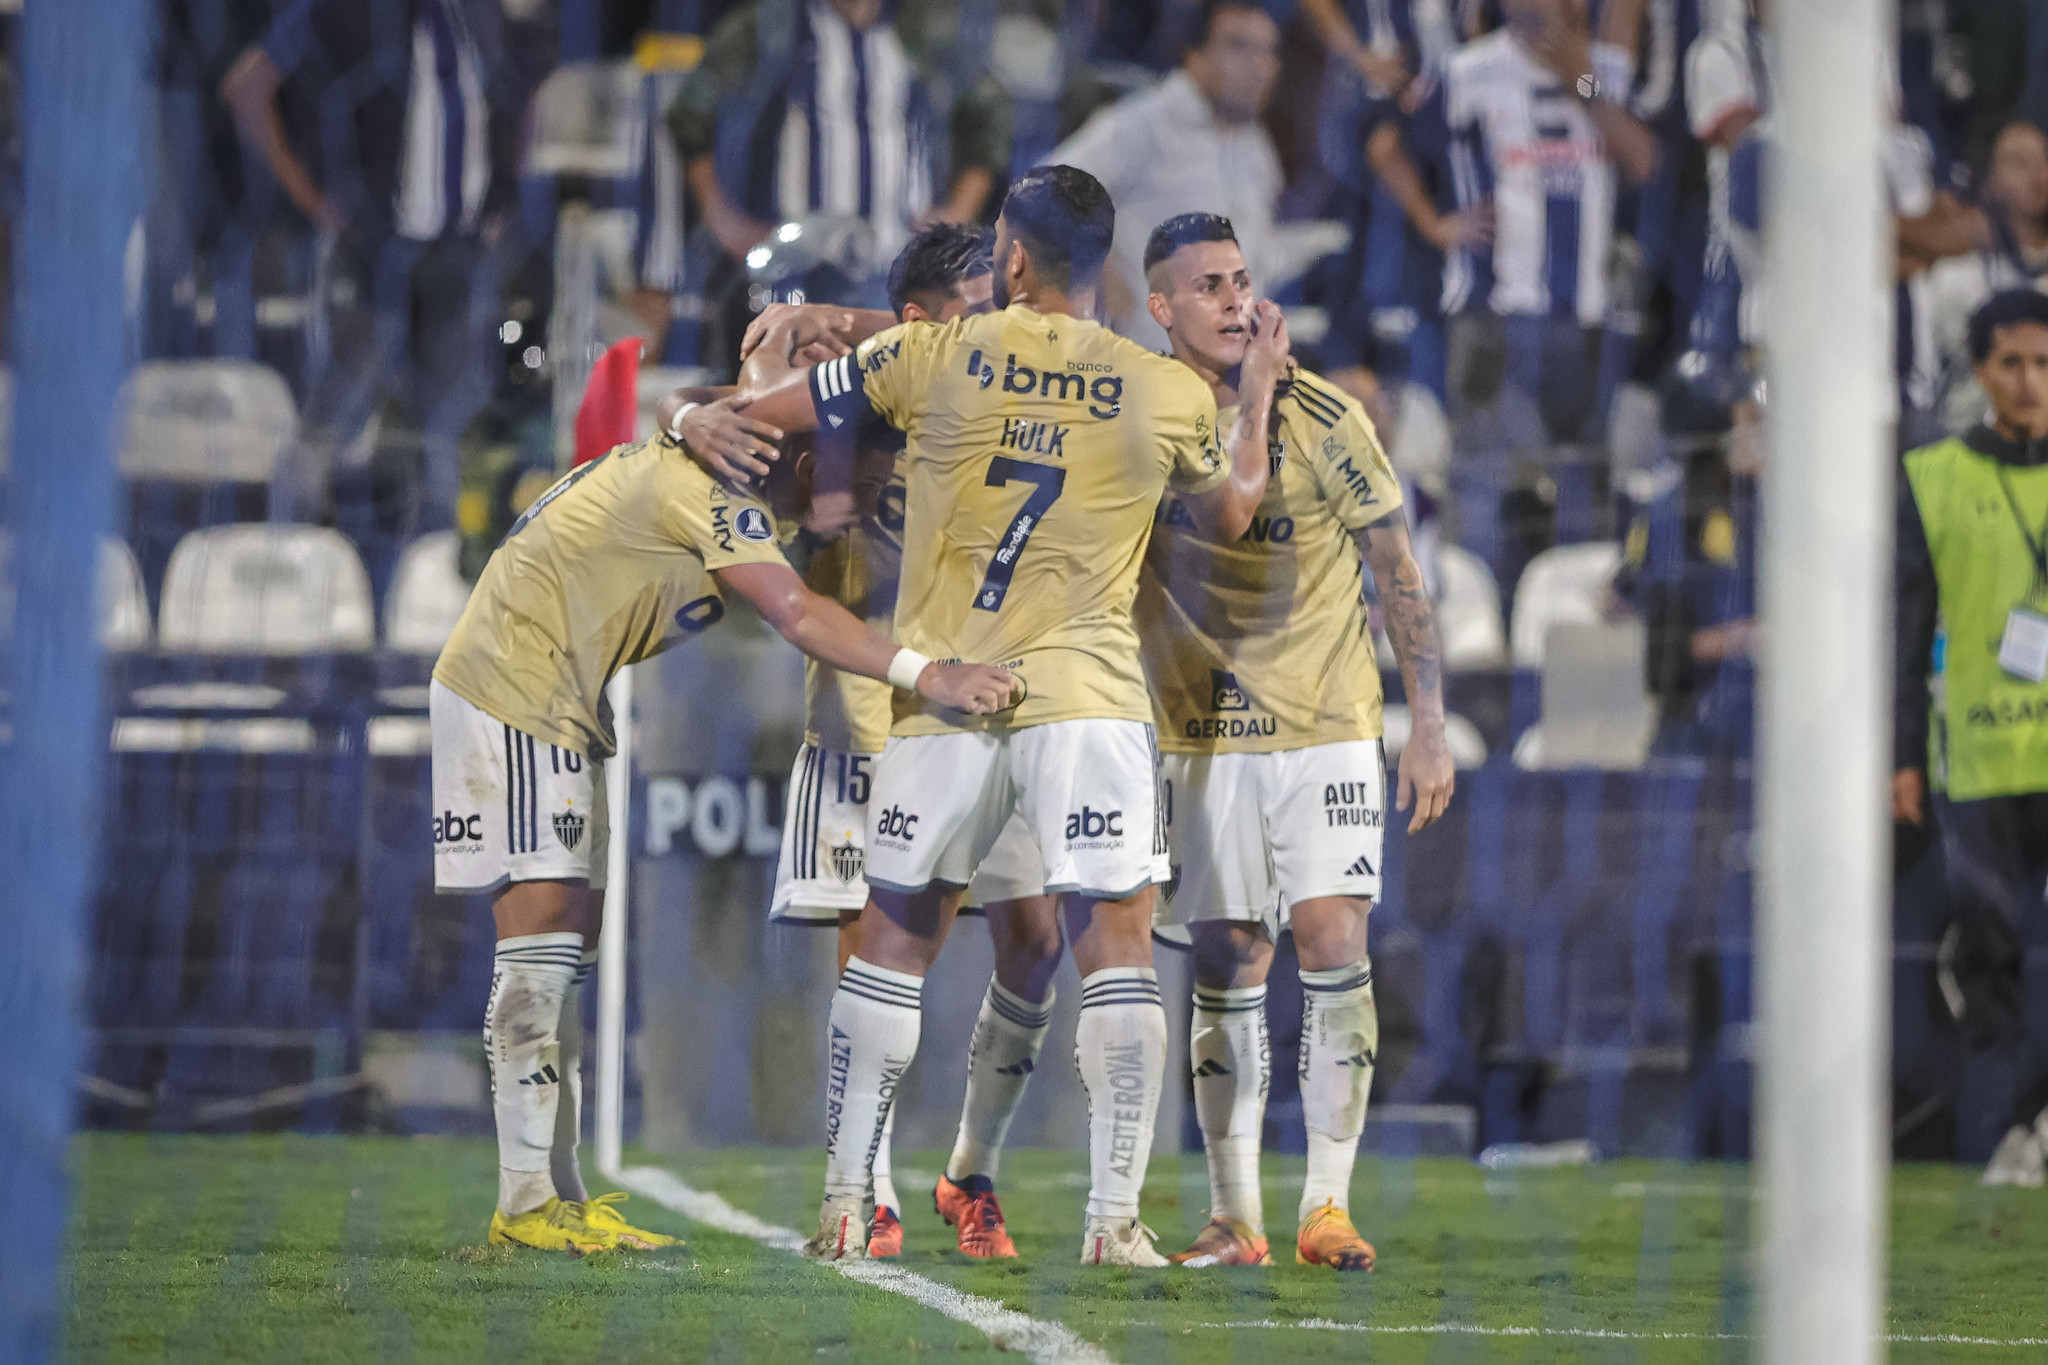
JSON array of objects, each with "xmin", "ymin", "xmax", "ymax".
[{"xmin": 973, "ymin": 456, "xmax": 1067, "ymax": 612}]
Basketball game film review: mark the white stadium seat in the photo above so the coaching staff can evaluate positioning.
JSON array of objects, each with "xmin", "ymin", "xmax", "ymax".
[
  {"xmin": 0, "ymin": 532, "xmax": 150, "ymax": 650},
  {"xmin": 1436, "ymin": 545, "xmax": 1507, "ymax": 671},
  {"xmin": 525, "ymin": 61, "xmax": 648, "ymax": 179},
  {"xmin": 1513, "ymin": 620, "xmax": 1657, "ymax": 771},
  {"xmin": 157, "ymin": 525, "xmax": 374, "ymax": 655},
  {"xmin": 99, "ymin": 538, "xmax": 151, "ymax": 652},
  {"xmin": 1509, "ymin": 542, "xmax": 1624, "ymax": 669},
  {"xmin": 117, "ymin": 360, "xmax": 297, "ymax": 484},
  {"xmin": 384, "ymin": 532, "xmax": 472, "ymax": 655}
]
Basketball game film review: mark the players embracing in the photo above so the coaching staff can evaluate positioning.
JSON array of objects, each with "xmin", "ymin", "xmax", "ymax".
[{"xmin": 728, "ymin": 165, "xmax": 1289, "ymax": 1265}]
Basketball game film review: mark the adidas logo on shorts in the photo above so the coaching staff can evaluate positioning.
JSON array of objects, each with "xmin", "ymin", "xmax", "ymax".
[
  {"xmin": 1192, "ymin": 1059, "xmax": 1232, "ymax": 1078},
  {"xmin": 1344, "ymin": 854, "xmax": 1376, "ymax": 877}
]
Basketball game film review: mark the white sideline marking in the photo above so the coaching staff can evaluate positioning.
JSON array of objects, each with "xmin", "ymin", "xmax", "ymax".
[
  {"xmin": 616, "ymin": 1165, "xmax": 1119, "ymax": 1365},
  {"xmin": 1128, "ymin": 1320, "xmax": 2048, "ymax": 1348}
]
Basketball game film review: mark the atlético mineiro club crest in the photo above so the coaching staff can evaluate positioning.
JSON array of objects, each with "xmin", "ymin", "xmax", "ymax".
[
  {"xmin": 831, "ymin": 841, "xmax": 864, "ymax": 883},
  {"xmin": 554, "ymin": 810, "xmax": 586, "ymax": 851}
]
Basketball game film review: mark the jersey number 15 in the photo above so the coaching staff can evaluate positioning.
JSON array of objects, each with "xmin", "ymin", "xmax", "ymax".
[{"xmin": 972, "ymin": 456, "xmax": 1067, "ymax": 612}]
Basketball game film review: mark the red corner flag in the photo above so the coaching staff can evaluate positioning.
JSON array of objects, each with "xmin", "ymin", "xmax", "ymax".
[{"xmin": 573, "ymin": 338, "xmax": 643, "ymax": 466}]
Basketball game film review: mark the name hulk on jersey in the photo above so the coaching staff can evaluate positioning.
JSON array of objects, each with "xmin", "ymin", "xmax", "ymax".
[{"xmin": 727, "ymin": 166, "xmax": 1289, "ymax": 1267}]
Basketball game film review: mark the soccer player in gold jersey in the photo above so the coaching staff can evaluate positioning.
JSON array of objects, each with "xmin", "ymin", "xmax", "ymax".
[
  {"xmin": 429, "ymin": 416, "xmax": 1013, "ymax": 1253},
  {"xmin": 910, "ymin": 213, "xmax": 1454, "ymax": 1273},
  {"xmin": 660, "ymin": 227, "xmax": 1063, "ymax": 1261},
  {"xmin": 744, "ymin": 224, "xmax": 1060, "ymax": 1259},
  {"xmin": 1139, "ymin": 212, "xmax": 1454, "ymax": 1271},
  {"xmin": 731, "ymin": 165, "xmax": 1289, "ymax": 1265}
]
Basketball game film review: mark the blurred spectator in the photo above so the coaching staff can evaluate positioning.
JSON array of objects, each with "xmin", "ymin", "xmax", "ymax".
[
  {"xmin": 1051, "ymin": 0, "xmax": 1343, "ymax": 348},
  {"xmin": 1613, "ymin": 390, "xmax": 1757, "ymax": 756},
  {"xmin": 1926, "ymin": 119, "xmax": 2048, "ymax": 430},
  {"xmin": 1951, "ymin": 0, "xmax": 2029, "ymax": 164},
  {"xmin": 1436, "ymin": 0, "xmax": 1657, "ymax": 584},
  {"xmin": 663, "ymin": 0, "xmax": 1011, "ymax": 271},
  {"xmin": 221, "ymin": 0, "xmax": 523, "ymax": 531},
  {"xmin": 1309, "ymin": 0, "xmax": 1475, "ymax": 401},
  {"xmin": 156, "ymin": 0, "xmax": 282, "ymax": 363}
]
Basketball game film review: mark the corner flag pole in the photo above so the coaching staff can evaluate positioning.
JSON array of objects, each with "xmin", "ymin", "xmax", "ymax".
[
  {"xmin": 595, "ymin": 664, "xmax": 634, "ymax": 1179},
  {"xmin": 1759, "ymin": 0, "xmax": 1891, "ymax": 1360}
]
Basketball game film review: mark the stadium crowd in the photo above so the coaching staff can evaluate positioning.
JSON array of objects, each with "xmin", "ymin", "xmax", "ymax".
[
  {"xmin": 15, "ymin": 0, "xmax": 2045, "ymax": 1182},
  {"xmin": 80, "ymin": 0, "xmax": 2046, "ymax": 759}
]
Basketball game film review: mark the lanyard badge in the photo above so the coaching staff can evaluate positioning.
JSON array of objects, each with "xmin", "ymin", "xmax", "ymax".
[{"xmin": 1994, "ymin": 466, "xmax": 2048, "ymax": 682}]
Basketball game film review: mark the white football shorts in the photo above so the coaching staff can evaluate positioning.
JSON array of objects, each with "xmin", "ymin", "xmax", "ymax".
[
  {"xmin": 770, "ymin": 743, "xmax": 877, "ymax": 923},
  {"xmin": 1158, "ymin": 739, "xmax": 1386, "ymax": 936},
  {"xmin": 429, "ymin": 680, "xmax": 608, "ymax": 895},
  {"xmin": 863, "ymin": 718, "xmax": 1167, "ymax": 902}
]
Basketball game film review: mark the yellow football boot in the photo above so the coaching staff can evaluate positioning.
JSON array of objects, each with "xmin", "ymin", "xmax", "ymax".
[
  {"xmin": 1295, "ymin": 1199, "xmax": 1376, "ymax": 1271},
  {"xmin": 487, "ymin": 1197, "xmax": 618, "ymax": 1253},
  {"xmin": 574, "ymin": 1192, "xmax": 682, "ymax": 1250}
]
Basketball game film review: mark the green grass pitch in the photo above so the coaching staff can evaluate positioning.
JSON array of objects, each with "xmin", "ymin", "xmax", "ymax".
[{"xmin": 63, "ymin": 1133, "xmax": 2048, "ymax": 1362}]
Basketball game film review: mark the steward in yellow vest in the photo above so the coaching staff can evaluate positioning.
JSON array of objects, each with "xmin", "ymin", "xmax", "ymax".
[{"xmin": 1895, "ymin": 289, "xmax": 2048, "ymax": 1182}]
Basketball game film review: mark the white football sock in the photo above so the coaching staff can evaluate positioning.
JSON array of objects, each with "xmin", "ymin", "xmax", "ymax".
[
  {"xmin": 550, "ymin": 950, "xmax": 597, "ymax": 1203},
  {"xmin": 1074, "ymin": 968, "xmax": 1167, "ymax": 1220},
  {"xmin": 486, "ymin": 932, "xmax": 583, "ymax": 1215},
  {"xmin": 822, "ymin": 956, "xmax": 923, "ymax": 1203},
  {"xmin": 872, "ymin": 1101, "xmax": 900, "ymax": 1214},
  {"xmin": 1297, "ymin": 959, "xmax": 1377, "ymax": 1219},
  {"xmin": 1191, "ymin": 983, "xmax": 1269, "ymax": 1233},
  {"xmin": 946, "ymin": 978, "xmax": 1054, "ymax": 1188}
]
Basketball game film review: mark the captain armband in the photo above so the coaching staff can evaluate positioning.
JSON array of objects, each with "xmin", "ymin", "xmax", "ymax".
[{"xmin": 810, "ymin": 353, "xmax": 876, "ymax": 431}]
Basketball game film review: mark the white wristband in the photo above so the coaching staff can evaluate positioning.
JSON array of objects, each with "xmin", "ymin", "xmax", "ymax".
[
  {"xmin": 887, "ymin": 648, "xmax": 933, "ymax": 691},
  {"xmin": 666, "ymin": 401, "xmax": 701, "ymax": 438}
]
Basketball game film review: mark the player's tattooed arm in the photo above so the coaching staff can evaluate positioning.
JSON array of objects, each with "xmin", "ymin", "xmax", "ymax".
[
  {"xmin": 657, "ymin": 384, "xmax": 790, "ymax": 483},
  {"xmin": 1358, "ymin": 510, "xmax": 1455, "ymax": 832},
  {"xmin": 714, "ymin": 561, "xmax": 1017, "ymax": 714},
  {"xmin": 1180, "ymin": 301, "xmax": 1291, "ymax": 541}
]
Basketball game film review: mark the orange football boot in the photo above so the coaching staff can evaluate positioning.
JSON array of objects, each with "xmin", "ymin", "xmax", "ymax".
[
  {"xmin": 933, "ymin": 1173, "xmax": 1019, "ymax": 1259},
  {"xmin": 1295, "ymin": 1199, "xmax": 1376, "ymax": 1271},
  {"xmin": 1167, "ymin": 1215, "xmax": 1272, "ymax": 1266},
  {"xmin": 866, "ymin": 1205, "xmax": 904, "ymax": 1258}
]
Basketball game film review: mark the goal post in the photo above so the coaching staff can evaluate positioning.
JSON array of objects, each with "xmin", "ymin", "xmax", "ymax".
[
  {"xmin": 596, "ymin": 664, "xmax": 635, "ymax": 1180},
  {"xmin": 1758, "ymin": 0, "xmax": 1892, "ymax": 1360}
]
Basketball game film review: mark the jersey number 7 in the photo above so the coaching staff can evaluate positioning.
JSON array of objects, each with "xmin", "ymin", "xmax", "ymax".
[{"xmin": 973, "ymin": 455, "xmax": 1067, "ymax": 612}]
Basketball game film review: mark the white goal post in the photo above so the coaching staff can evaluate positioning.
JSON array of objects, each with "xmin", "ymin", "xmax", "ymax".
[{"xmin": 1759, "ymin": 0, "xmax": 1891, "ymax": 1361}]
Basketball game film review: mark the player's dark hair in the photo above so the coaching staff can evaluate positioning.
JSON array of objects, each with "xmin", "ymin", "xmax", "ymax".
[
  {"xmin": 1142, "ymin": 212, "xmax": 1239, "ymax": 276},
  {"xmin": 1193, "ymin": 0, "xmax": 1268, "ymax": 49},
  {"xmin": 1968, "ymin": 288, "xmax": 2048, "ymax": 363},
  {"xmin": 886, "ymin": 222, "xmax": 992, "ymax": 318},
  {"xmin": 997, "ymin": 165, "xmax": 1115, "ymax": 290}
]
